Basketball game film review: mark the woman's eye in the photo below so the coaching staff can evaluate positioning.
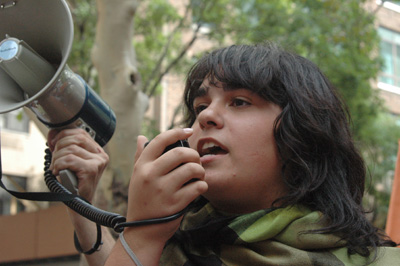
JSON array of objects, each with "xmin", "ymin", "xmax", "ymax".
[
  {"xmin": 194, "ymin": 104, "xmax": 207, "ymax": 115},
  {"xmin": 231, "ymin": 98, "xmax": 251, "ymax": 107}
]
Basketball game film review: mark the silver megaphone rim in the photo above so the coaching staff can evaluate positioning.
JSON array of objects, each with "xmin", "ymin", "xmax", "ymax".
[{"xmin": 0, "ymin": 0, "xmax": 74, "ymax": 113}]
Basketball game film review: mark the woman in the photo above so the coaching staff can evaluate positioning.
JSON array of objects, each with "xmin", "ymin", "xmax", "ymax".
[{"xmin": 48, "ymin": 43, "xmax": 399, "ymax": 265}]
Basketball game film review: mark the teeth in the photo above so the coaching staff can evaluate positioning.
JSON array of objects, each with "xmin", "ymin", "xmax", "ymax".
[
  {"xmin": 200, "ymin": 141, "xmax": 224, "ymax": 157},
  {"xmin": 202, "ymin": 142, "xmax": 218, "ymax": 150}
]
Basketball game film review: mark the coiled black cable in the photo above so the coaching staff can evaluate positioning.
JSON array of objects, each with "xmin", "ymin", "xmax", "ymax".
[
  {"xmin": 44, "ymin": 148, "xmax": 189, "ymax": 233},
  {"xmin": 44, "ymin": 148, "xmax": 126, "ymax": 232}
]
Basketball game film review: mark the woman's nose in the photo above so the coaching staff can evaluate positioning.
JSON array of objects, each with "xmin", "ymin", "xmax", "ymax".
[{"xmin": 197, "ymin": 104, "xmax": 224, "ymax": 130}]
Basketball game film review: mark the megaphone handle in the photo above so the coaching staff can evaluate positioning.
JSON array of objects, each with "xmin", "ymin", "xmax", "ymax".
[{"xmin": 59, "ymin": 169, "xmax": 78, "ymax": 195}]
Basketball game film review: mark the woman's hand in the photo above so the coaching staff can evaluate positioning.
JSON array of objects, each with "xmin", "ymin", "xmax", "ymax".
[
  {"xmin": 47, "ymin": 128, "xmax": 109, "ymax": 203},
  {"xmin": 115, "ymin": 128, "xmax": 208, "ymax": 265}
]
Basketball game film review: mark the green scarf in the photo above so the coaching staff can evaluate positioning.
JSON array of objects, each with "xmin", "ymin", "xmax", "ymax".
[{"xmin": 160, "ymin": 202, "xmax": 400, "ymax": 266}]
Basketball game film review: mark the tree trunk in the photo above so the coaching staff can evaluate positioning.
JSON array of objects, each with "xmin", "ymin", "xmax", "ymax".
[{"xmin": 91, "ymin": 0, "xmax": 148, "ymax": 217}]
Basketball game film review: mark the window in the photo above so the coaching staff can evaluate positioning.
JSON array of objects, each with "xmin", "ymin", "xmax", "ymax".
[
  {"xmin": 378, "ymin": 27, "xmax": 400, "ymax": 89},
  {"xmin": 0, "ymin": 175, "xmax": 27, "ymax": 215},
  {"xmin": 377, "ymin": 1, "xmax": 400, "ymax": 13},
  {"xmin": 0, "ymin": 110, "xmax": 29, "ymax": 133}
]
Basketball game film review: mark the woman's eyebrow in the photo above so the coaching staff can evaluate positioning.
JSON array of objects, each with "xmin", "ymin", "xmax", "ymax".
[{"xmin": 193, "ymin": 86, "xmax": 209, "ymax": 100}]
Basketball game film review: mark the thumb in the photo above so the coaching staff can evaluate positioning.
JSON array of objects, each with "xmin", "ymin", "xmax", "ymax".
[
  {"xmin": 134, "ymin": 135, "xmax": 149, "ymax": 164},
  {"xmin": 47, "ymin": 129, "xmax": 60, "ymax": 152}
]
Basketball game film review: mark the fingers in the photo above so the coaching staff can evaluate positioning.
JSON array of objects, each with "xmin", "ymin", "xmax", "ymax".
[
  {"xmin": 128, "ymin": 128, "xmax": 207, "ymax": 221},
  {"xmin": 165, "ymin": 160, "xmax": 205, "ymax": 188},
  {"xmin": 159, "ymin": 162, "xmax": 207, "ymax": 211},
  {"xmin": 47, "ymin": 129, "xmax": 59, "ymax": 151},
  {"xmin": 139, "ymin": 128, "xmax": 193, "ymax": 162},
  {"xmin": 51, "ymin": 150, "xmax": 108, "ymax": 177},
  {"xmin": 48, "ymin": 129, "xmax": 104, "ymax": 170},
  {"xmin": 134, "ymin": 135, "xmax": 149, "ymax": 164},
  {"xmin": 50, "ymin": 128, "xmax": 102, "ymax": 154},
  {"xmin": 46, "ymin": 128, "xmax": 109, "ymax": 202},
  {"xmin": 173, "ymin": 177, "xmax": 208, "ymax": 206},
  {"xmin": 133, "ymin": 128, "xmax": 202, "ymax": 187},
  {"xmin": 158, "ymin": 148, "xmax": 202, "ymax": 178}
]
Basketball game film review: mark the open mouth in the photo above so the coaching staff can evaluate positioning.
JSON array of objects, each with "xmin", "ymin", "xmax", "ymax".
[{"xmin": 199, "ymin": 141, "xmax": 228, "ymax": 157}]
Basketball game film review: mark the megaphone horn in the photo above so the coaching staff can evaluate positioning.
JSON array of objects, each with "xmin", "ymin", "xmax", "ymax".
[
  {"xmin": 0, "ymin": 0, "xmax": 116, "ymax": 146},
  {"xmin": 0, "ymin": 0, "xmax": 116, "ymax": 194},
  {"xmin": 0, "ymin": 2, "xmax": 190, "ymax": 232}
]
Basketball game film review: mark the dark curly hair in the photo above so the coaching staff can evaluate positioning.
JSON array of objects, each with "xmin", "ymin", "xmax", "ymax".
[{"xmin": 182, "ymin": 43, "xmax": 396, "ymax": 259}]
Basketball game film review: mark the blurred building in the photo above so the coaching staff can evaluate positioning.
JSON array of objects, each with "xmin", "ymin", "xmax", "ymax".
[
  {"xmin": 367, "ymin": 0, "xmax": 400, "ymax": 115},
  {"xmin": 1, "ymin": 0, "xmax": 400, "ymax": 265},
  {"xmin": 0, "ymin": 111, "xmax": 79, "ymax": 265}
]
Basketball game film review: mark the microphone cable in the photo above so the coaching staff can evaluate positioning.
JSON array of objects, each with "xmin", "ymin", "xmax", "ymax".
[{"xmin": 43, "ymin": 148, "xmax": 189, "ymax": 233}]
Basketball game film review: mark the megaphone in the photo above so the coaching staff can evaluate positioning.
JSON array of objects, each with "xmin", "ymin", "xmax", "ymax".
[
  {"xmin": 0, "ymin": 0, "xmax": 116, "ymax": 193},
  {"xmin": 0, "ymin": 1, "xmax": 195, "ymax": 234},
  {"xmin": 0, "ymin": 0, "xmax": 187, "ymax": 237}
]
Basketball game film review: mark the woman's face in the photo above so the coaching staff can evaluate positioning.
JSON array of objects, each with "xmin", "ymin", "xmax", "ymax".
[{"xmin": 188, "ymin": 78, "xmax": 287, "ymax": 214}]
